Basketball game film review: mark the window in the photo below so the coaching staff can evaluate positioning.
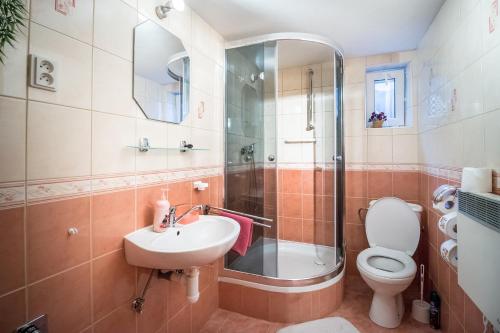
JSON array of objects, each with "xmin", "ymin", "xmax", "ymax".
[{"xmin": 366, "ymin": 67, "xmax": 406, "ymax": 128}]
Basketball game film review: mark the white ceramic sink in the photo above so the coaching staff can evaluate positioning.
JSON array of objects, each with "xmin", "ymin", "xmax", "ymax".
[{"xmin": 124, "ymin": 215, "xmax": 240, "ymax": 270}]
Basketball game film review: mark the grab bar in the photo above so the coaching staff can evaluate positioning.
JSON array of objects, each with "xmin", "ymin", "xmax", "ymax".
[
  {"xmin": 305, "ymin": 68, "xmax": 314, "ymax": 131},
  {"xmin": 202, "ymin": 205, "xmax": 272, "ymax": 229}
]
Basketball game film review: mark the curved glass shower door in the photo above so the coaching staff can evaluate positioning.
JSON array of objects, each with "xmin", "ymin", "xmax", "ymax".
[
  {"xmin": 224, "ymin": 42, "xmax": 278, "ymax": 277},
  {"xmin": 224, "ymin": 36, "xmax": 344, "ymax": 284}
]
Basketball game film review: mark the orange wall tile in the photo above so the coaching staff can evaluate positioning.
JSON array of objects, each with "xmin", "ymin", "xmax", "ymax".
[{"xmin": 0, "ymin": 176, "xmax": 222, "ymax": 333}]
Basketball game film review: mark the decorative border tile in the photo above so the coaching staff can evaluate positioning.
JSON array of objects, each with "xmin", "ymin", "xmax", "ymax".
[
  {"xmin": 0, "ymin": 166, "xmax": 224, "ymax": 207},
  {"xmin": 0, "ymin": 184, "xmax": 25, "ymax": 208},
  {"xmin": 27, "ymin": 179, "xmax": 91, "ymax": 203}
]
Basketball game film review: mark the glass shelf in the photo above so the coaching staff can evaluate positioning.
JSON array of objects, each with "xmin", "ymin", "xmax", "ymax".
[{"xmin": 127, "ymin": 146, "xmax": 209, "ymax": 152}]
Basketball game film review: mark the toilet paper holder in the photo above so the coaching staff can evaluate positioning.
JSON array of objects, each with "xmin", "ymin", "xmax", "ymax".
[{"xmin": 432, "ymin": 184, "xmax": 458, "ymax": 208}]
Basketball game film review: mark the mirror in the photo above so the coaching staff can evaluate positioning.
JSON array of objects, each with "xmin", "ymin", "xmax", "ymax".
[{"xmin": 133, "ymin": 20, "xmax": 190, "ymax": 123}]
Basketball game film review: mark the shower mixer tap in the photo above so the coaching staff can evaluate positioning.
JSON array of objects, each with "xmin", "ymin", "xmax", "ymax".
[{"xmin": 241, "ymin": 143, "xmax": 255, "ymax": 162}]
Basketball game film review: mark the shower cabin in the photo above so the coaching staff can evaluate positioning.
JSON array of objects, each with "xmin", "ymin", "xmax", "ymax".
[{"xmin": 223, "ymin": 34, "xmax": 344, "ymax": 289}]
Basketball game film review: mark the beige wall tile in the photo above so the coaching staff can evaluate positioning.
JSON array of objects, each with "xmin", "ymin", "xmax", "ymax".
[
  {"xmin": 92, "ymin": 112, "xmax": 136, "ymax": 175},
  {"xmin": 30, "ymin": 0, "xmax": 94, "ymax": 44},
  {"xmin": 94, "ymin": 0, "xmax": 137, "ymax": 60},
  {"xmin": 27, "ymin": 101, "xmax": 91, "ymax": 180},
  {"xmin": 136, "ymin": 118, "xmax": 168, "ymax": 172},
  {"xmin": 343, "ymin": 83, "xmax": 364, "ymax": 110},
  {"xmin": 92, "ymin": 49, "xmax": 136, "ymax": 117},
  {"xmin": 344, "ymin": 57, "xmax": 366, "ymax": 84},
  {"xmin": 393, "ymin": 134, "xmax": 418, "ymax": 164},
  {"xmin": 367, "ymin": 135, "xmax": 393, "ymax": 163},
  {"xmin": 0, "ymin": 97, "xmax": 26, "ymax": 182},
  {"xmin": 0, "ymin": 23, "xmax": 27, "ymax": 98},
  {"xmin": 28, "ymin": 23, "xmax": 92, "ymax": 110},
  {"xmin": 167, "ymin": 123, "xmax": 192, "ymax": 169},
  {"xmin": 484, "ymin": 109, "xmax": 500, "ymax": 171},
  {"xmin": 282, "ymin": 67, "xmax": 302, "ymax": 91}
]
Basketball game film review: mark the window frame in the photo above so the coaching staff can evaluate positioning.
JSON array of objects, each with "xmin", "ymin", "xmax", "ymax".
[{"xmin": 366, "ymin": 66, "xmax": 406, "ymax": 128}]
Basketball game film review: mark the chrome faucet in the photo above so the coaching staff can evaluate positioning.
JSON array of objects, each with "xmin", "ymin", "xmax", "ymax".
[{"xmin": 167, "ymin": 204, "xmax": 204, "ymax": 227}]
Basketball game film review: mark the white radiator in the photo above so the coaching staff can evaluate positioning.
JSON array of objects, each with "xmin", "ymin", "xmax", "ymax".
[{"xmin": 457, "ymin": 191, "xmax": 500, "ymax": 331}]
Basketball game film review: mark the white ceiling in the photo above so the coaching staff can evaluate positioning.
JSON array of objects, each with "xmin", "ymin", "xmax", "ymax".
[
  {"xmin": 185, "ymin": 0, "xmax": 445, "ymax": 57},
  {"xmin": 278, "ymin": 40, "xmax": 333, "ymax": 68}
]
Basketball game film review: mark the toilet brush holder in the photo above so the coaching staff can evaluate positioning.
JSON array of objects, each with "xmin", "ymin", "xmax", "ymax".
[{"xmin": 412, "ymin": 299, "xmax": 430, "ymax": 323}]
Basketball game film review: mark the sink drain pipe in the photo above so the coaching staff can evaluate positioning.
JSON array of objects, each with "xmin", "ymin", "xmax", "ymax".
[
  {"xmin": 159, "ymin": 267, "xmax": 200, "ymax": 304},
  {"xmin": 185, "ymin": 267, "xmax": 200, "ymax": 303}
]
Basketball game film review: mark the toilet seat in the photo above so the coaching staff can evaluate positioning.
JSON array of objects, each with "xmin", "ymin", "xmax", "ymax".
[
  {"xmin": 357, "ymin": 246, "xmax": 416, "ymax": 282},
  {"xmin": 365, "ymin": 197, "xmax": 420, "ymax": 255}
]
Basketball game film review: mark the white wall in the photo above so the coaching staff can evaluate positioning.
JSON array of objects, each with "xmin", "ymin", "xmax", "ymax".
[{"xmin": 415, "ymin": 0, "xmax": 500, "ymax": 179}]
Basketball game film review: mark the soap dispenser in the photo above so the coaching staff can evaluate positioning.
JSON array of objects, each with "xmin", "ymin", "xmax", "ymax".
[{"xmin": 153, "ymin": 188, "xmax": 170, "ymax": 233}]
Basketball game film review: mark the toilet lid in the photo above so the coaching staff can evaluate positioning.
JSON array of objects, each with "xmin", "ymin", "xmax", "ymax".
[{"xmin": 365, "ymin": 197, "xmax": 420, "ymax": 255}]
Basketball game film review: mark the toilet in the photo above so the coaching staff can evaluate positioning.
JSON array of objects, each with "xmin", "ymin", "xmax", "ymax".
[{"xmin": 356, "ymin": 197, "xmax": 422, "ymax": 328}]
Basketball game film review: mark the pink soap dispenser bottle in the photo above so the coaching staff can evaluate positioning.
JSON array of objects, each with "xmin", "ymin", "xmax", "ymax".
[{"xmin": 153, "ymin": 188, "xmax": 170, "ymax": 233}]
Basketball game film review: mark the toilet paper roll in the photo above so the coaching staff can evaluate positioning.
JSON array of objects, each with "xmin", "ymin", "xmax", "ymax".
[
  {"xmin": 440, "ymin": 239, "xmax": 458, "ymax": 267},
  {"xmin": 438, "ymin": 212, "xmax": 457, "ymax": 239},
  {"xmin": 461, "ymin": 167, "xmax": 492, "ymax": 193}
]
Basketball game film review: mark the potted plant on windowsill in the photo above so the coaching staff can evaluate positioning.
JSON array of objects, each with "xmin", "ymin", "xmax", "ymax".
[{"xmin": 368, "ymin": 112, "xmax": 388, "ymax": 128}]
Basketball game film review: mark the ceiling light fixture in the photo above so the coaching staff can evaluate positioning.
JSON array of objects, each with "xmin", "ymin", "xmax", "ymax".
[{"xmin": 156, "ymin": 0, "xmax": 185, "ymax": 19}]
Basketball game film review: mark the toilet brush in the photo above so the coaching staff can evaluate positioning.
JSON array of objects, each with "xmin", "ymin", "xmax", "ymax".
[{"xmin": 412, "ymin": 264, "xmax": 430, "ymax": 323}]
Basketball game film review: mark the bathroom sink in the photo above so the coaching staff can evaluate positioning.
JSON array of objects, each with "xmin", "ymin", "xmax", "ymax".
[{"xmin": 124, "ymin": 215, "xmax": 240, "ymax": 269}]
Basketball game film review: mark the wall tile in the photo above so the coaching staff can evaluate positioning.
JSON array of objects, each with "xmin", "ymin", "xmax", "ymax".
[
  {"xmin": 27, "ymin": 101, "xmax": 91, "ymax": 180},
  {"xmin": 27, "ymin": 197, "xmax": 90, "ymax": 282},
  {"xmin": 166, "ymin": 123, "xmax": 193, "ymax": 169},
  {"xmin": 0, "ymin": 208, "xmax": 25, "ymax": 295},
  {"xmin": 30, "ymin": 0, "xmax": 94, "ymax": 44},
  {"xmin": 93, "ymin": 304, "xmax": 136, "ymax": 333},
  {"xmin": 92, "ymin": 250, "xmax": 136, "ymax": 320},
  {"xmin": 367, "ymin": 135, "xmax": 393, "ymax": 163},
  {"xmin": 138, "ymin": 270, "xmax": 166, "ymax": 333},
  {"xmin": 92, "ymin": 49, "xmax": 137, "ymax": 117},
  {"xmin": 483, "ymin": 109, "xmax": 500, "ymax": 171},
  {"xmin": 393, "ymin": 134, "xmax": 418, "ymax": 164},
  {"xmin": 344, "ymin": 57, "xmax": 366, "ymax": 84},
  {"xmin": 94, "ymin": 0, "xmax": 137, "ymax": 60},
  {"xmin": 0, "ymin": 96, "xmax": 26, "ymax": 182},
  {"xmin": 0, "ymin": 289, "xmax": 26, "ymax": 333},
  {"xmin": 29, "ymin": 23, "xmax": 92, "ymax": 109},
  {"xmin": 92, "ymin": 112, "xmax": 136, "ymax": 176},
  {"xmin": 0, "ymin": 21, "xmax": 27, "ymax": 98},
  {"xmin": 367, "ymin": 171, "xmax": 393, "ymax": 199},
  {"xmin": 136, "ymin": 119, "xmax": 168, "ymax": 171},
  {"xmin": 92, "ymin": 190, "xmax": 135, "ymax": 257},
  {"xmin": 393, "ymin": 172, "xmax": 419, "ymax": 201},
  {"xmin": 282, "ymin": 67, "xmax": 302, "ymax": 91},
  {"xmin": 28, "ymin": 264, "xmax": 91, "ymax": 333}
]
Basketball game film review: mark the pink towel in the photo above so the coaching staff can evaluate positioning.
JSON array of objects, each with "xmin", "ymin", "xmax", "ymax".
[{"xmin": 220, "ymin": 211, "xmax": 253, "ymax": 256}]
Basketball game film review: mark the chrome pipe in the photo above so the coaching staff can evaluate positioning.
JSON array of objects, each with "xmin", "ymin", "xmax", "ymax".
[{"xmin": 306, "ymin": 68, "xmax": 315, "ymax": 131}]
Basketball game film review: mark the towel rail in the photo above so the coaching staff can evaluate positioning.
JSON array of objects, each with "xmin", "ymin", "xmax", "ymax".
[{"xmin": 203, "ymin": 205, "xmax": 273, "ymax": 229}]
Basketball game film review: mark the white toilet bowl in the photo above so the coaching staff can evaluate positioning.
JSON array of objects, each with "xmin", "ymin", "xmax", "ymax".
[{"xmin": 356, "ymin": 197, "xmax": 422, "ymax": 328}]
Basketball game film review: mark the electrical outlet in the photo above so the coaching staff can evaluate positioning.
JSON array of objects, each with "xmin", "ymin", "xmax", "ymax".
[{"xmin": 29, "ymin": 55, "xmax": 57, "ymax": 91}]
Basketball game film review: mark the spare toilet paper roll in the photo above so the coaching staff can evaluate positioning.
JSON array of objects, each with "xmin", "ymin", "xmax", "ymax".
[
  {"xmin": 438, "ymin": 212, "xmax": 457, "ymax": 239},
  {"xmin": 440, "ymin": 239, "xmax": 458, "ymax": 267},
  {"xmin": 461, "ymin": 167, "xmax": 492, "ymax": 193}
]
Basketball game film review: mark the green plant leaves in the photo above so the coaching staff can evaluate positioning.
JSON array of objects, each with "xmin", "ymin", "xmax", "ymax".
[{"xmin": 0, "ymin": 0, "xmax": 27, "ymax": 64}]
